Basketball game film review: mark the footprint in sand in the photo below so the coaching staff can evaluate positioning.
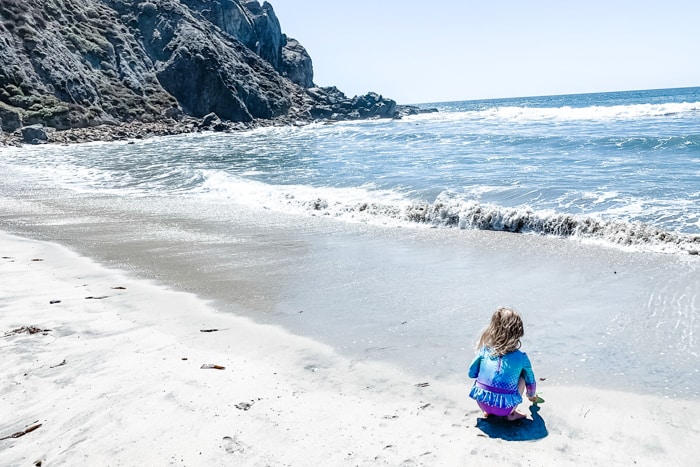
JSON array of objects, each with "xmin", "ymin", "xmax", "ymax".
[{"xmin": 222, "ymin": 435, "xmax": 246, "ymax": 454}]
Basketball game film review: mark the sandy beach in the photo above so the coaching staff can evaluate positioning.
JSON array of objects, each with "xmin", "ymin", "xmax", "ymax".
[
  {"xmin": 1, "ymin": 231, "xmax": 699, "ymax": 466},
  {"xmin": 2, "ymin": 1, "xmax": 699, "ymax": 464}
]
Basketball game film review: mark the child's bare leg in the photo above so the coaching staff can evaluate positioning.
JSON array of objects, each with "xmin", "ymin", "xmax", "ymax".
[
  {"xmin": 518, "ymin": 375, "xmax": 526, "ymax": 396},
  {"xmin": 507, "ymin": 377, "xmax": 528, "ymax": 421}
]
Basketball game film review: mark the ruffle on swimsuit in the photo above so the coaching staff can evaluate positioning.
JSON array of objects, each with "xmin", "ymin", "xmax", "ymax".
[{"xmin": 469, "ymin": 381, "xmax": 522, "ymax": 409}]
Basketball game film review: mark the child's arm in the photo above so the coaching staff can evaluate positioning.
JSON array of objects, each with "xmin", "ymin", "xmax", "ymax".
[
  {"xmin": 521, "ymin": 352, "xmax": 537, "ymax": 398},
  {"xmin": 468, "ymin": 348, "xmax": 483, "ymax": 379}
]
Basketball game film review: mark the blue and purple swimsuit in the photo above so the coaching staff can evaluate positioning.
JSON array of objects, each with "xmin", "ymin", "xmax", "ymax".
[{"xmin": 468, "ymin": 346, "xmax": 537, "ymax": 416}]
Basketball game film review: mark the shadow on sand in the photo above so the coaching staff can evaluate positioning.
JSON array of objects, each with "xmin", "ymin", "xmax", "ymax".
[{"xmin": 475, "ymin": 405, "xmax": 548, "ymax": 441}]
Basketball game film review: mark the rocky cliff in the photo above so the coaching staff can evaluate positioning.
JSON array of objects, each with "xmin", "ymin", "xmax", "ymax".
[{"xmin": 1, "ymin": 0, "xmax": 418, "ymax": 143}]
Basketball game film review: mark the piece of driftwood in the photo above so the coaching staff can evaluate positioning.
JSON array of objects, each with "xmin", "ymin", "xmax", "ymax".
[
  {"xmin": 201, "ymin": 364, "xmax": 225, "ymax": 370},
  {"xmin": 4, "ymin": 326, "xmax": 51, "ymax": 337},
  {"xmin": 200, "ymin": 329, "xmax": 219, "ymax": 333},
  {"xmin": 0, "ymin": 423, "xmax": 42, "ymax": 441}
]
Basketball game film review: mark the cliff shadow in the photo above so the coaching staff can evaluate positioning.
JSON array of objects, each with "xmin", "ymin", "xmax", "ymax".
[{"xmin": 475, "ymin": 405, "xmax": 548, "ymax": 441}]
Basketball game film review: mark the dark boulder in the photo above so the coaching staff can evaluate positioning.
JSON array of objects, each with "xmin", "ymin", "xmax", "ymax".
[
  {"xmin": 0, "ymin": 103, "xmax": 23, "ymax": 132},
  {"xmin": 308, "ymin": 105, "xmax": 333, "ymax": 120},
  {"xmin": 21, "ymin": 124, "xmax": 48, "ymax": 144},
  {"xmin": 306, "ymin": 88, "xmax": 399, "ymax": 120},
  {"xmin": 396, "ymin": 105, "xmax": 439, "ymax": 118},
  {"xmin": 200, "ymin": 112, "xmax": 221, "ymax": 128},
  {"xmin": 352, "ymin": 92, "xmax": 397, "ymax": 119}
]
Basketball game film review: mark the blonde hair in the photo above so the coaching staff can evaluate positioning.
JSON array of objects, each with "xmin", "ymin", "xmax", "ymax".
[{"xmin": 476, "ymin": 307, "xmax": 524, "ymax": 356}]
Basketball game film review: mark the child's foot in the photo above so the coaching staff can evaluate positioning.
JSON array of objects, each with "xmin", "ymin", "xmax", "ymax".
[{"xmin": 507, "ymin": 410, "xmax": 526, "ymax": 421}]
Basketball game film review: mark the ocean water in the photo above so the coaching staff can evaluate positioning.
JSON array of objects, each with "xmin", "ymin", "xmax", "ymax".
[
  {"xmin": 1, "ymin": 87, "xmax": 699, "ymax": 398},
  {"xmin": 5, "ymin": 87, "xmax": 700, "ymax": 253}
]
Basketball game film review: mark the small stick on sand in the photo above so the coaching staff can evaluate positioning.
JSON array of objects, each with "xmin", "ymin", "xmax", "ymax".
[{"xmin": 0, "ymin": 423, "xmax": 42, "ymax": 441}]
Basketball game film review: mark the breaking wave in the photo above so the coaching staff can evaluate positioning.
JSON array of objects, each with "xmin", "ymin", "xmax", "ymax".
[
  {"xmin": 334, "ymin": 199, "xmax": 699, "ymax": 255},
  {"xmin": 197, "ymin": 172, "xmax": 700, "ymax": 256},
  {"xmin": 400, "ymin": 200, "xmax": 700, "ymax": 254}
]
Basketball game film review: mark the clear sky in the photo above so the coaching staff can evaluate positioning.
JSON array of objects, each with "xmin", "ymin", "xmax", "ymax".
[{"xmin": 268, "ymin": 0, "xmax": 700, "ymax": 104}]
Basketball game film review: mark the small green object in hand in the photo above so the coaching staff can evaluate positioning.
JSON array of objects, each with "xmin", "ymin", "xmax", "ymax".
[{"xmin": 531, "ymin": 395, "xmax": 545, "ymax": 405}]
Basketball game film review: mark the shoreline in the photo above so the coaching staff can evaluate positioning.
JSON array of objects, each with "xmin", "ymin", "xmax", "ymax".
[
  {"xmin": 2, "ymin": 231, "xmax": 699, "ymax": 466},
  {"xmin": 0, "ymin": 103, "xmax": 430, "ymax": 148},
  {"xmin": 0, "ymin": 117, "xmax": 299, "ymax": 148}
]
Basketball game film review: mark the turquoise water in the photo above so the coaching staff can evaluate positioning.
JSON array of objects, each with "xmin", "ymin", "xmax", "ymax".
[{"xmin": 1, "ymin": 87, "xmax": 699, "ymax": 398}]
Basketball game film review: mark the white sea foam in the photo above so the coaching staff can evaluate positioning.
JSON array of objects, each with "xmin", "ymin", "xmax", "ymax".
[
  {"xmin": 195, "ymin": 170, "xmax": 413, "ymax": 220},
  {"xmin": 409, "ymin": 101, "xmax": 700, "ymax": 123},
  {"xmin": 192, "ymin": 171, "xmax": 700, "ymax": 256}
]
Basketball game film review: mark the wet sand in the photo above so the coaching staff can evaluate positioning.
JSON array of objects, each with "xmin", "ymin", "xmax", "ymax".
[{"xmin": 2, "ymin": 189, "xmax": 698, "ymax": 398}]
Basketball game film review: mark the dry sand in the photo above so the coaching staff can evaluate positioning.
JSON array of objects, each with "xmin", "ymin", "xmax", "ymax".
[{"xmin": 1, "ymin": 232, "xmax": 699, "ymax": 466}]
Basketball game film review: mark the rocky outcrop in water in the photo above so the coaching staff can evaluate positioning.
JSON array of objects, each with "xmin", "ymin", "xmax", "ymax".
[{"xmin": 0, "ymin": 0, "xmax": 426, "ymax": 145}]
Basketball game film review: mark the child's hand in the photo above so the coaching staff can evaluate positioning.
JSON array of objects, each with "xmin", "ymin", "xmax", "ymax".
[{"xmin": 528, "ymin": 395, "xmax": 545, "ymax": 405}]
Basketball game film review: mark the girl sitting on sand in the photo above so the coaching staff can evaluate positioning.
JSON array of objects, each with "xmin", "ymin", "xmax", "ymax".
[{"xmin": 468, "ymin": 307, "xmax": 538, "ymax": 421}]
